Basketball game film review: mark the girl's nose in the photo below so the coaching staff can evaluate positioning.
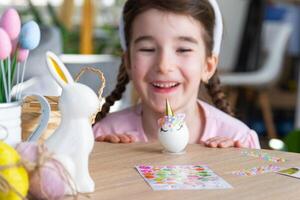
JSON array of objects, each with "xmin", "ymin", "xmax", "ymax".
[{"xmin": 156, "ymin": 50, "xmax": 174, "ymax": 74}]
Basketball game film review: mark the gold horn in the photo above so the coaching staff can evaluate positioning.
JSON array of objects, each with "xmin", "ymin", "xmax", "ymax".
[{"xmin": 165, "ymin": 99, "xmax": 174, "ymax": 116}]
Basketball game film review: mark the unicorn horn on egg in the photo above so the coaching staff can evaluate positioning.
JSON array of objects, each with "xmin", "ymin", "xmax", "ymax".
[{"xmin": 166, "ymin": 99, "xmax": 174, "ymax": 116}]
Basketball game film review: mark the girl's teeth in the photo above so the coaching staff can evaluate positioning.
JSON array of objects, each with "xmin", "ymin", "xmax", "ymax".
[{"xmin": 153, "ymin": 83, "xmax": 177, "ymax": 88}]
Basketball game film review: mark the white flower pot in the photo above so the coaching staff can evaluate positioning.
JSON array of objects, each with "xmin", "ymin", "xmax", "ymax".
[
  {"xmin": 0, "ymin": 95, "xmax": 50, "ymax": 147},
  {"xmin": 0, "ymin": 101, "xmax": 22, "ymax": 147}
]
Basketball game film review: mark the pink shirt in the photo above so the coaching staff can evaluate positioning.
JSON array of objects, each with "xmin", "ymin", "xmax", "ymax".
[{"xmin": 93, "ymin": 100, "xmax": 261, "ymax": 149}]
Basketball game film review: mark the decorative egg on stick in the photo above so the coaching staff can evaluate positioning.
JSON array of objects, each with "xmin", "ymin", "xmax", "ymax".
[
  {"xmin": 16, "ymin": 20, "xmax": 41, "ymax": 100},
  {"xmin": 12, "ymin": 47, "xmax": 29, "ymax": 100},
  {"xmin": 0, "ymin": 8, "xmax": 21, "ymax": 55},
  {"xmin": 158, "ymin": 99, "xmax": 189, "ymax": 154},
  {"xmin": 0, "ymin": 9, "xmax": 41, "ymax": 103},
  {"xmin": 0, "ymin": 8, "xmax": 21, "ymax": 102},
  {"xmin": 0, "ymin": 8, "xmax": 21, "ymax": 45}
]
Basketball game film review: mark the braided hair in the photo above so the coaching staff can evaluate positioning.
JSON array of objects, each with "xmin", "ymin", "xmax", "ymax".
[
  {"xmin": 94, "ymin": 58, "xmax": 129, "ymax": 122},
  {"xmin": 205, "ymin": 70, "xmax": 234, "ymax": 116}
]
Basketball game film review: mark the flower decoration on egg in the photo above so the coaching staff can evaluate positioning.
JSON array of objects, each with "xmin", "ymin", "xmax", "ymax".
[{"xmin": 158, "ymin": 104, "xmax": 186, "ymax": 133}]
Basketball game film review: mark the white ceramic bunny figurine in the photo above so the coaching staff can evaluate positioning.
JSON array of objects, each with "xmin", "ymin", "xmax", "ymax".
[
  {"xmin": 158, "ymin": 100, "xmax": 189, "ymax": 154},
  {"xmin": 44, "ymin": 51, "xmax": 101, "ymax": 193}
]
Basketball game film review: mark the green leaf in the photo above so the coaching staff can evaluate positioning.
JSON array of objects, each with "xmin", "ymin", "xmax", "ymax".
[
  {"xmin": 11, "ymin": 52, "xmax": 18, "ymax": 83},
  {"xmin": 0, "ymin": 63, "xmax": 5, "ymax": 103}
]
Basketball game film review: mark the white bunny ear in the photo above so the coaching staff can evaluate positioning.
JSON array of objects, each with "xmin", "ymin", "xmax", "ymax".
[{"xmin": 46, "ymin": 51, "xmax": 74, "ymax": 88}]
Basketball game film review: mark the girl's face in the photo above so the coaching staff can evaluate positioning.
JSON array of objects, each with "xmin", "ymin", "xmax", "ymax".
[{"xmin": 126, "ymin": 9, "xmax": 217, "ymax": 114}]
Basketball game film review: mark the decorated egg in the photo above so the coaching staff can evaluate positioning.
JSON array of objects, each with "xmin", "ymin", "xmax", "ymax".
[
  {"xmin": 19, "ymin": 21, "xmax": 40, "ymax": 50},
  {"xmin": 16, "ymin": 48, "xmax": 29, "ymax": 62},
  {"xmin": 0, "ymin": 8, "xmax": 21, "ymax": 40},
  {"xmin": 16, "ymin": 142, "xmax": 66, "ymax": 200},
  {"xmin": 157, "ymin": 100, "xmax": 189, "ymax": 154},
  {"xmin": 0, "ymin": 28, "xmax": 12, "ymax": 59},
  {"xmin": 0, "ymin": 141, "xmax": 29, "ymax": 200}
]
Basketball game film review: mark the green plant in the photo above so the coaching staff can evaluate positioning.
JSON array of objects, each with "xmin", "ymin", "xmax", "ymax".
[
  {"xmin": 284, "ymin": 130, "xmax": 300, "ymax": 153},
  {"xmin": 25, "ymin": 0, "xmax": 122, "ymax": 55}
]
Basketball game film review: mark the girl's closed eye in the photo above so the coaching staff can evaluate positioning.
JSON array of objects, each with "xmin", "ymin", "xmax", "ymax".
[
  {"xmin": 139, "ymin": 47, "xmax": 155, "ymax": 52},
  {"xmin": 176, "ymin": 47, "xmax": 193, "ymax": 54}
]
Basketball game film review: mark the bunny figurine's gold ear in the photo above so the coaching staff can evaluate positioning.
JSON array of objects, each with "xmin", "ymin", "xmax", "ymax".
[{"xmin": 46, "ymin": 51, "xmax": 74, "ymax": 87}]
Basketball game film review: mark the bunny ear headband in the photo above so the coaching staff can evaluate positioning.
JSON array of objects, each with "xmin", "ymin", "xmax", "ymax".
[{"xmin": 118, "ymin": 0, "xmax": 223, "ymax": 56}]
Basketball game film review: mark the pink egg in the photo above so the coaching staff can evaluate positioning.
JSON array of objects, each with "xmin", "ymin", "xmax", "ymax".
[
  {"xmin": 17, "ymin": 48, "xmax": 29, "ymax": 62},
  {"xmin": 16, "ymin": 142, "xmax": 40, "ymax": 163},
  {"xmin": 0, "ymin": 8, "xmax": 21, "ymax": 40},
  {"xmin": 0, "ymin": 28, "xmax": 12, "ymax": 59},
  {"xmin": 30, "ymin": 160, "xmax": 66, "ymax": 200},
  {"xmin": 16, "ymin": 142, "xmax": 66, "ymax": 199}
]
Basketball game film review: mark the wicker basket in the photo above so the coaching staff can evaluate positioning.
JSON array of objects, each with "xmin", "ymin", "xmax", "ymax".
[{"xmin": 22, "ymin": 67, "xmax": 105, "ymax": 141}]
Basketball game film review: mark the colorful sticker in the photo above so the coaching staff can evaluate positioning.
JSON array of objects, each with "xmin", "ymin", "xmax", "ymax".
[
  {"xmin": 136, "ymin": 165, "xmax": 232, "ymax": 190},
  {"xmin": 231, "ymin": 164, "xmax": 281, "ymax": 176},
  {"xmin": 241, "ymin": 150, "xmax": 286, "ymax": 163},
  {"xmin": 277, "ymin": 167, "xmax": 300, "ymax": 179}
]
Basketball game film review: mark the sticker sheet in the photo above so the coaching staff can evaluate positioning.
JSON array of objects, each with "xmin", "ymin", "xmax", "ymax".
[
  {"xmin": 136, "ymin": 165, "xmax": 232, "ymax": 190},
  {"xmin": 277, "ymin": 167, "xmax": 300, "ymax": 179}
]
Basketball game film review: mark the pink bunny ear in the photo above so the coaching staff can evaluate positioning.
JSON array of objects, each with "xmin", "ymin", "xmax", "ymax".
[{"xmin": 17, "ymin": 48, "xmax": 29, "ymax": 62}]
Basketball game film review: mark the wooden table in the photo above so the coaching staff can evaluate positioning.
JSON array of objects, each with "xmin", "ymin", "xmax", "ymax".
[
  {"xmin": 82, "ymin": 143, "xmax": 300, "ymax": 200},
  {"xmin": 22, "ymin": 112, "xmax": 300, "ymax": 200}
]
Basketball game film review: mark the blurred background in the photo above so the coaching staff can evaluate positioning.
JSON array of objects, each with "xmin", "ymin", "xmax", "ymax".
[{"xmin": 1, "ymin": 0, "xmax": 300, "ymax": 151}]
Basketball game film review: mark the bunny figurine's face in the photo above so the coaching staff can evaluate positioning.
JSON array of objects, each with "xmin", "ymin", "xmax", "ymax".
[
  {"xmin": 46, "ymin": 51, "xmax": 100, "ymax": 118},
  {"xmin": 59, "ymin": 83, "xmax": 100, "ymax": 117}
]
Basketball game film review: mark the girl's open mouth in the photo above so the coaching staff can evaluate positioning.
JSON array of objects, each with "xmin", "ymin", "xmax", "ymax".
[{"xmin": 151, "ymin": 82, "xmax": 180, "ymax": 93}]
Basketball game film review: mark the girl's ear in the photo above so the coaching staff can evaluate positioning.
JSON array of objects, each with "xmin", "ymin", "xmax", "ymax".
[
  {"xmin": 201, "ymin": 54, "xmax": 218, "ymax": 83},
  {"xmin": 46, "ymin": 51, "xmax": 74, "ymax": 88}
]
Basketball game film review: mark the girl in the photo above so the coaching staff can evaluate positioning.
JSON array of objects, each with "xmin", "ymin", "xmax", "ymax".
[{"xmin": 93, "ymin": 0, "xmax": 261, "ymax": 149}]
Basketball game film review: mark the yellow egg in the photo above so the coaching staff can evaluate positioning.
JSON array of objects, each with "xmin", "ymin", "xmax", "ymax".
[{"xmin": 0, "ymin": 141, "xmax": 29, "ymax": 200}]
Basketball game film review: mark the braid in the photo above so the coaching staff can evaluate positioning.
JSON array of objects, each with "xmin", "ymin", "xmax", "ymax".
[
  {"xmin": 94, "ymin": 59, "xmax": 129, "ymax": 123},
  {"xmin": 205, "ymin": 70, "xmax": 234, "ymax": 116}
]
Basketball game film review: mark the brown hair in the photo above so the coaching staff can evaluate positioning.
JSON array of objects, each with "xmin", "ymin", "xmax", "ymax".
[{"xmin": 94, "ymin": 0, "xmax": 233, "ymax": 123}]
